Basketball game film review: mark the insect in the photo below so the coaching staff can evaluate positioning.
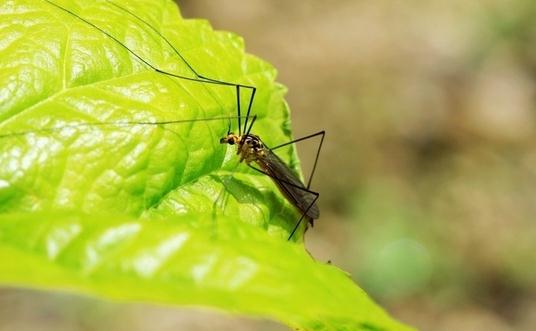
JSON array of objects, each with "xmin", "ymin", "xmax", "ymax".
[
  {"xmin": 219, "ymin": 114, "xmax": 323, "ymax": 239},
  {"xmin": 1, "ymin": 0, "xmax": 324, "ymax": 240}
]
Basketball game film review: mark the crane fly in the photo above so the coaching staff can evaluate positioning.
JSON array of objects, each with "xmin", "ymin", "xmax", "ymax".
[
  {"xmin": 0, "ymin": 0, "xmax": 325, "ymax": 240},
  {"xmin": 220, "ymin": 115, "xmax": 323, "ymax": 239}
]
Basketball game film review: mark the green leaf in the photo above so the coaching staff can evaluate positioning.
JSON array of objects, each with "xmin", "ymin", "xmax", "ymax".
[{"xmin": 0, "ymin": 1, "xmax": 413, "ymax": 330}]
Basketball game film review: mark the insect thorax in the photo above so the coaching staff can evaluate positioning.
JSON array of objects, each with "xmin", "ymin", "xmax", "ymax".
[
  {"xmin": 220, "ymin": 133, "xmax": 263, "ymax": 164},
  {"xmin": 241, "ymin": 134, "xmax": 266, "ymax": 162}
]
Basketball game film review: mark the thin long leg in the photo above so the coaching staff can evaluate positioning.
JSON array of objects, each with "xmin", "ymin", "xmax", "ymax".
[
  {"xmin": 0, "ymin": 115, "xmax": 246, "ymax": 139},
  {"xmin": 248, "ymin": 164, "xmax": 320, "ymax": 240},
  {"xmin": 246, "ymin": 115, "xmax": 257, "ymax": 136},
  {"xmin": 103, "ymin": 0, "xmax": 258, "ymax": 136},
  {"xmin": 288, "ymin": 194, "xmax": 318, "ymax": 240},
  {"xmin": 104, "ymin": 0, "xmax": 254, "ymax": 88},
  {"xmin": 248, "ymin": 164, "xmax": 319, "ymax": 195},
  {"xmin": 270, "ymin": 130, "xmax": 325, "ymax": 189},
  {"xmin": 236, "ymin": 86, "xmax": 242, "ymax": 135},
  {"xmin": 44, "ymin": 0, "xmax": 256, "ymax": 136},
  {"xmin": 105, "ymin": 0, "xmax": 199, "ymax": 77},
  {"xmin": 242, "ymin": 88, "xmax": 257, "ymax": 134},
  {"xmin": 270, "ymin": 172, "xmax": 319, "ymax": 240},
  {"xmin": 44, "ymin": 1, "xmax": 212, "ymax": 86}
]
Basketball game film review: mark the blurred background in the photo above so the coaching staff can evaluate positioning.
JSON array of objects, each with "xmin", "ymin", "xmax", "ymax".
[
  {"xmin": 2, "ymin": 0, "xmax": 535, "ymax": 330},
  {"xmin": 179, "ymin": 0, "xmax": 536, "ymax": 330}
]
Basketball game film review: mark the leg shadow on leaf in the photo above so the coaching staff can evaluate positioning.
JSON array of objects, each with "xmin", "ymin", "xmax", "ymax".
[{"xmin": 210, "ymin": 172, "xmax": 301, "ymax": 240}]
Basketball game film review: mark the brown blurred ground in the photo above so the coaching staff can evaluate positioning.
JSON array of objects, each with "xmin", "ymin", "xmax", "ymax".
[{"xmin": 2, "ymin": 0, "xmax": 536, "ymax": 330}]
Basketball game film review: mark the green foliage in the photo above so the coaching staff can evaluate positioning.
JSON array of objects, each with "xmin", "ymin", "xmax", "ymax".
[{"xmin": 0, "ymin": 1, "xmax": 413, "ymax": 330}]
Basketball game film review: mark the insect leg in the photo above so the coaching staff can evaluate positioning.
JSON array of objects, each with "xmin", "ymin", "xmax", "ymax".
[
  {"xmin": 236, "ymin": 86, "xmax": 242, "ymax": 135},
  {"xmin": 242, "ymin": 88, "xmax": 257, "ymax": 135},
  {"xmin": 105, "ymin": 0, "xmax": 200, "ymax": 77},
  {"xmin": 248, "ymin": 164, "xmax": 320, "ymax": 240},
  {"xmin": 269, "ymin": 130, "xmax": 325, "ymax": 189},
  {"xmin": 288, "ymin": 194, "xmax": 319, "ymax": 240},
  {"xmin": 43, "ymin": 0, "xmax": 256, "ymax": 137},
  {"xmin": 102, "ymin": 0, "xmax": 258, "ymax": 136}
]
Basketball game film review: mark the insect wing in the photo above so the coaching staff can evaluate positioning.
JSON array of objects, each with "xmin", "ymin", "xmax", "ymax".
[{"xmin": 260, "ymin": 149, "xmax": 320, "ymax": 220}]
